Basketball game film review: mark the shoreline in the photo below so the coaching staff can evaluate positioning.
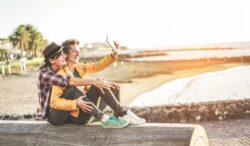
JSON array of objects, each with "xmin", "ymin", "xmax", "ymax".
[
  {"xmin": 119, "ymin": 62, "xmax": 250, "ymax": 105},
  {"xmin": 0, "ymin": 57, "xmax": 250, "ymax": 115}
]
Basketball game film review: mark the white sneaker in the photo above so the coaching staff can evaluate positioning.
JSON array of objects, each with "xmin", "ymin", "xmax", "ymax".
[{"xmin": 119, "ymin": 109, "xmax": 146, "ymax": 125}]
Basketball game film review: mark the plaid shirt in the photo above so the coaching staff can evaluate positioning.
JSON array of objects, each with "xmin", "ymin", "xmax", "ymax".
[{"xmin": 37, "ymin": 67, "xmax": 70, "ymax": 119}]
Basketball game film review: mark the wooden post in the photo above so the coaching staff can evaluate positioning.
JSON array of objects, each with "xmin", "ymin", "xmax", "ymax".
[
  {"xmin": 7, "ymin": 65, "xmax": 11, "ymax": 75},
  {"xmin": 1, "ymin": 65, "xmax": 5, "ymax": 76},
  {"xmin": 20, "ymin": 58, "xmax": 27, "ymax": 74}
]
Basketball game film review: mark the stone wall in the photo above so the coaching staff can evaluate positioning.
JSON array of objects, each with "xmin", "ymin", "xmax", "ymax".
[
  {"xmin": 1, "ymin": 99, "xmax": 250, "ymax": 123},
  {"xmin": 131, "ymin": 98, "xmax": 250, "ymax": 123}
]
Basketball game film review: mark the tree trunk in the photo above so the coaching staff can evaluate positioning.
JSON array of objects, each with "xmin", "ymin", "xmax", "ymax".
[
  {"xmin": 20, "ymin": 42, "xmax": 24, "ymax": 57},
  {"xmin": 5, "ymin": 51, "xmax": 9, "ymax": 64},
  {"xmin": 34, "ymin": 44, "xmax": 37, "ymax": 57}
]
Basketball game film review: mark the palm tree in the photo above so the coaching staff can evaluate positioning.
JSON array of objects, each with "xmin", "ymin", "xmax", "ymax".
[
  {"xmin": 32, "ymin": 32, "xmax": 43, "ymax": 57},
  {"xmin": 26, "ymin": 24, "xmax": 49, "ymax": 57},
  {"xmin": 25, "ymin": 24, "xmax": 39, "ymax": 57},
  {"xmin": 8, "ymin": 25, "xmax": 30, "ymax": 57},
  {"xmin": 35, "ymin": 37, "xmax": 48, "ymax": 57},
  {"xmin": 8, "ymin": 24, "xmax": 47, "ymax": 58},
  {"xmin": 8, "ymin": 35, "xmax": 18, "ymax": 49}
]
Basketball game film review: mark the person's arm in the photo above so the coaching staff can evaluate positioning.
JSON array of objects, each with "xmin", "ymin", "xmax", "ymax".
[
  {"xmin": 49, "ymin": 71, "xmax": 104, "ymax": 111},
  {"xmin": 69, "ymin": 77, "xmax": 96, "ymax": 86},
  {"xmin": 77, "ymin": 41, "xmax": 119, "ymax": 75},
  {"xmin": 78, "ymin": 54, "xmax": 117, "ymax": 75},
  {"xmin": 40, "ymin": 69, "xmax": 69, "ymax": 87},
  {"xmin": 50, "ymin": 78, "xmax": 107, "ymax": 112},
  {"xmin": 50, "ymin": 84, "xmax": 78, "ymax": 111},
  {"xmin": 40, "ymin": 68, "xmax": 102, "ymax": 87}
]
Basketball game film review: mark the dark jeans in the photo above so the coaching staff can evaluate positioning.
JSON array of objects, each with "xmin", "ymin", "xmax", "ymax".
[{"xmin": 47, "ymin": 86, "xmax": 127, "ymax": 125}]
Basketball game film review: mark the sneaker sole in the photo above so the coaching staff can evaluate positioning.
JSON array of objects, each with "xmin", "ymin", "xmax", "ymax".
[
  {"xmin": 129, "ymin": 121, "xmax": 146, "ymax": 125},
  {"xmin": 119, "ymin": 117, "xmax": 146, "ymax": 125},
  {"xmin": 101, "ymin": 121, "xmax": 129, "ymax": 129}
]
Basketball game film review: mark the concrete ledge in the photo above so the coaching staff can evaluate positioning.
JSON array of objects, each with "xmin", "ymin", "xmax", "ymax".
[{"xmin": 0, "ymin": 120, "xmax": 209, "ymax": 146}]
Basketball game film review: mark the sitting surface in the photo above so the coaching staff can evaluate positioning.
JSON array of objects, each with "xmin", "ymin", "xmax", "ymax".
[{"xmin": 0, "ymin": 120, "xmax": 209, "ymax": 146}]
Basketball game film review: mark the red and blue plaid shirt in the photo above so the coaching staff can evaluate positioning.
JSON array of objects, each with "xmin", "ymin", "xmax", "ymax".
[{"xmin": 37, "ymin": 67, "xmax": 70, "ymax": 119}]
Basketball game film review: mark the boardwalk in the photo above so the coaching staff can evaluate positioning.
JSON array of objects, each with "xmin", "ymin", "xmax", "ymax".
[{"xmin": 200, "ymin": 119, "xmax": 250, "ymax": 146}]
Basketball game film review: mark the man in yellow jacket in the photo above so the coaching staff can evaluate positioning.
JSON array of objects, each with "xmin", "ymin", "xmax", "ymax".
[{"xmin": 48, "ymin": 39, "xmax": 145, "ymax": 128}]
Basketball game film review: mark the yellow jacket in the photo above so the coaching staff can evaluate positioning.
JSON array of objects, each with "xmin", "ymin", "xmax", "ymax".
[{"xmin": 50, "ymin": 55, "xmax": 117, "ymax": 117}]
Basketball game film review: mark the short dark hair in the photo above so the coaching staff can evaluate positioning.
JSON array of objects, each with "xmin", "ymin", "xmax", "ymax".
[{"xmin": 62, "ymin": 39, "xmax": 79, "ymax": 54}]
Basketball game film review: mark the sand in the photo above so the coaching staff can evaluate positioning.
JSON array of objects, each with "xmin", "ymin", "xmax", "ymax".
[{"xmin": 0, "ymin": 58, "xmax": 249, "ymax": 115}]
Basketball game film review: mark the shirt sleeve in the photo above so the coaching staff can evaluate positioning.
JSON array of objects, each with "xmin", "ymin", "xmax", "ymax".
[
  {"xmin": 40, "ymin": 70, "xmax": 70, "ymax": 87},
  {"xmin": 50, "ymin": 85, "xmax": 78, "ymax": 111},
  {"xmin": 78, "ymin": 54, "xmax": 116, "ymax": 75}
]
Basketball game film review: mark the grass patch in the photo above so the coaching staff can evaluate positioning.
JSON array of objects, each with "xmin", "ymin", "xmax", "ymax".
[{"xmin": 0, "ymin": 57, "xmax": 43, "ymax": 74}]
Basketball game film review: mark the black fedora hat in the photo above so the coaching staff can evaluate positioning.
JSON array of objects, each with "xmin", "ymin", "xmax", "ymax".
[{"xmin": 43, "ymin": 42, "xmax": 63, "ymax": 59}]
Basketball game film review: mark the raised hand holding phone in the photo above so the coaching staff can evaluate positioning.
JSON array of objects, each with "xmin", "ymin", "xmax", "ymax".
[{"xmin": 106, "ymin": 35, "xmax": 119, "ymax": 57}]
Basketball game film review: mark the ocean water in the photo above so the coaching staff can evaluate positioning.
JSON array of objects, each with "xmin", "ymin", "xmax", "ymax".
[
  {"xmin": 129, "ymin": 65, "xmax": 250, "ymax": 107},
  {"xmin": 128, "ymin": 48, "xmax": 250, "ymax": 61}
]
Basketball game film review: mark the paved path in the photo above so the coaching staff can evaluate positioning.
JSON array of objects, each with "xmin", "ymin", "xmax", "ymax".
[{"xmin": 199, "ymin": 119, "xmax": 250, "ymax": 146}]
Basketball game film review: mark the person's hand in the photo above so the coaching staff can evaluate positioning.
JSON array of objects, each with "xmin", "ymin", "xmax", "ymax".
[
  {"xmin": 111, "ymin": 41, "xmax": 119, "ymax": 58},
  {"xmin": 94, "ymin": 78, "xmax": 110, "ymax": 94},
  {"xmin": 108, "ymin": 81, "xmax": 120, "ymax": 89},
  {"xmin": 76, "ymin": 96, "xmax": 93, "ymax": 112}
]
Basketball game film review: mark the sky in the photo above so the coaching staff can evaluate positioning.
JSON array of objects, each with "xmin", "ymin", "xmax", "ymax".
[{"xmin": 1, "ymin": 0, "xmax": 250, "ymax": 48}]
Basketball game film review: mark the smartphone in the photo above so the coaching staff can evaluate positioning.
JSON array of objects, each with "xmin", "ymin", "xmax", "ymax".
[{"xmin": 106, "ymin": 35, "xmax": 116, "ymax": 50}]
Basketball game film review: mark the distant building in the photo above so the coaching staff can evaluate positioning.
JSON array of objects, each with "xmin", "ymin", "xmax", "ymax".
[
  {"xmin": 0, "ymin": 39, "xmax": 13, "ymax": 51},
  {"xmin": 82, "ymin": 42, "xmax": 127, "ymax": 51},
  {"xmin": 0, "ymin": 38, "xmax": 21, "ymax": 60}
]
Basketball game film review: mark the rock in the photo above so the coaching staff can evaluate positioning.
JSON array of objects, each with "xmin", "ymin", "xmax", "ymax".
[
  {"xmin": 218, "ymin": 116, "xmax": 224, "ymax": 121},
  {"xmin": 23, "ymin": 114, "xmax": 33, "ymax": 119},
  {"xmin": 167, "ymin": 110, "xmax": 180, "ymax": 123},
  {"xmin": 3, "ymin": 114, "xmax": 10, "ymax": 120},
  {"xmin": 10, "ymin": 114, "xmax": 21, "ymax": 120},
  {"xmin": 235, "ymin": 106, "xmax": 245, "ymax": 118},
  {"xmin": 34, "ymin": 114, "xmax": 43, "ymax": 121},
  {"xmin": 206, "ymin": 110, "xmax": 217, "ymax": 120},
  {"xmin": 156, "ymin": 109, "xmax": 168, "ymax": 122},
  {"xmin": 179, "ymin": 109, "xmax": 188, "ymax": 123},
  {"xmin": 195, "ymin": 115, "xmax": 201, "ymax": 121},
  {"xmin": 187, "ymin": 110, "xmax": 200, "ymax": 122},
  {"xmin": 245, "ymin": 110, "xmax": 250, "ymax": 118},
  {"xmin": 148, "ymin": 110, "xmax": 162, "ymax": 122},
  {"xmin": 225, "ymin": 104, "xmax": 237, "ymax": 119}
]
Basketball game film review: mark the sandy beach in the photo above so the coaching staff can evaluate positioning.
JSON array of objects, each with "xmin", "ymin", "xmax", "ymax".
[{"xmin": 0, "ymin": 56, "xmax": 249, "ymax": 115}]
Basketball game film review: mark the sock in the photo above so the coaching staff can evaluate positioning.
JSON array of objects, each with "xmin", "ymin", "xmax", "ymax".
[{"xmin": 101, "ymin": 114, "xmax": 110, "ymax": 122}]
